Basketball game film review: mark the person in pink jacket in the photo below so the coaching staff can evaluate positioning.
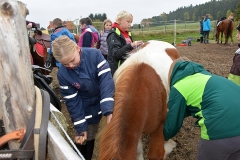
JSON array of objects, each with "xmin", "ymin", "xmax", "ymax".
[{"xmin": 78, "ymin": 17, "xmax": 99, "ymax": 47}]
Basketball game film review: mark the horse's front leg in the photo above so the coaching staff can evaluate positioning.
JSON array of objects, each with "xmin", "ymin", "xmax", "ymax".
[
  {"xmin": 148, "ymin": 126, "xmax": 165, "ymax": 160},
  {"xmin": 224, "ymin": 34, "xmax": 228, "ymax": 45},
  {"xmin": 122, "ymin": 130, "xmax": 142, "ymax": 160},
  {"xmin": 164, "ymin": 139, "xmax": 177, "ymax": 159},
  {"xmin": 220, "ymin": 32, "xmax": 223, "ymax": 44},
  {"xmin": 216, "ymin": 33, "xmax": 219, "ymax": 44},
  {"xmin": 137, "ymin": 139, "xmax": 144, "ymax": 160}
]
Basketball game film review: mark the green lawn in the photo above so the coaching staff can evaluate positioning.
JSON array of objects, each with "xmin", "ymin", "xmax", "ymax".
[
  {"xmin": 130, "ymin": 21, "xmax": 237, "ymax": 45},
  {"xmin": 92, "ymin": 21, "xmax": 237, "ymax": 45}
]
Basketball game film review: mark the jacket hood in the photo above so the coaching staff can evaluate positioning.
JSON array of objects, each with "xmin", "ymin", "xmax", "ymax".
[{"xmin": 170, "ymin": 61, "xmax": 206, "ymax": 87}]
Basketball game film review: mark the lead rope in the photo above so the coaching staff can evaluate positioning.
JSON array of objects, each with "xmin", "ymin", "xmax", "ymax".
[
  {"xmin": 50, "ymin": 109, "xmax": 85, "ymax": 160},
  {"xmin": 34, "ymin": 86, "xmax": 42, "ymax": 160}
]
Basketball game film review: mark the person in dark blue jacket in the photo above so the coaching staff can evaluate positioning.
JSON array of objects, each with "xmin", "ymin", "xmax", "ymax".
[
  {"xmin": 52, "ymin": 35, "xmax": 114, "ymax": 160},
  {"xmin": 44, "ymin": 18, "xmax": 76, "ymax": 70},
  {"xmin": 199, "ymin": 16, "xmax": 204, "ymax": 43}
]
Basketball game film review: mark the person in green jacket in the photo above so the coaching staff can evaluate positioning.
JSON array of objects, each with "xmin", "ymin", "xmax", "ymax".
[{"xmin": 164, "ymin": 57, "xmax": 240, "ymax": 160}]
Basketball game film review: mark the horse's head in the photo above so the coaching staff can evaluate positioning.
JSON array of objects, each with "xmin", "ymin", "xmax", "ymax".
[{"xmin": 228, "ymin": 13, "xmax": 234, "ymax": 20}]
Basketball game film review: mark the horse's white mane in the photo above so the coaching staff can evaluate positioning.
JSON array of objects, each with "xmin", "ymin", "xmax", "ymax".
[{"xmin": 113, "ymin": 40, "xmax": 175, "ymax": 90}]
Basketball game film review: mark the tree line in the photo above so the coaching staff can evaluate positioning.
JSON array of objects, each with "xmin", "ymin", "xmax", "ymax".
[
  {"xmin": 88, "ymin": 13, "xmax": 107, "ymax": 22},
  {"xmin": 150, "ymin": 0, "xmax": 240, "ymax": 23},
  {"xmin": 87, "ymin": 0, "xmax": 240, "ymax": 24}
]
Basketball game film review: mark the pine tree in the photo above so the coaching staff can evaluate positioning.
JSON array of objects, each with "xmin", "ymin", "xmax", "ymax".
[{"xmin": 235, "ymin": 2, "xmax": 240, "ymax": 21}]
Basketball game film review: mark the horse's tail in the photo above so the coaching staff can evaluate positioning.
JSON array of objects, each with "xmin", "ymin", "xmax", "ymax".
[
  {"xmin": 98, "ymin": 106, "xmax": 124, "ymax": 159},
  {"xmin": 98, "ymin": 64, "xmax": 144, "ymax": 160},
  {"xmin": 215, "ymin": 21, "xmax": 221, "ymax": 40},
  {"xmin": 226, "ymin": 20, "xmax": 232, "ymax": 39},
  {"xmin": 98, "ymin": 64, "xmax": 137, "ymax": 160}
]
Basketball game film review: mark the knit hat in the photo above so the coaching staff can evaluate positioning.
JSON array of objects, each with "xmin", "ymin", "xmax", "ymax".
[{"xmin": 237, "ymin": 24, "xmax": 240, "ymax": 31}]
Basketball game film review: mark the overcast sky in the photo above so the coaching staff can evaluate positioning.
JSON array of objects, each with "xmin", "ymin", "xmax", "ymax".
[{"xmin": 20, "ymin": 0, "xmax": 210, "ymax": 29}]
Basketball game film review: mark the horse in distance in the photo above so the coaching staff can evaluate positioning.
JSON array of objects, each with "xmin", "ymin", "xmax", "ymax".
[{"xmin": 215, "ymin": 13, "xmax": 234, "ymax": 45}]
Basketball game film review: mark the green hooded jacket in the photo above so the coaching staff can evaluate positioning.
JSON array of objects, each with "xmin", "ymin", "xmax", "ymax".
[{"xmin": 163, "ymin": 60, "xmax": 240, "ymax": 141}]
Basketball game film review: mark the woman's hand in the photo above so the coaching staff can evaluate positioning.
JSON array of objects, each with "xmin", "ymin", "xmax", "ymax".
[
  {"xmin": 75, "ymin": 131, "xmax": 87, "ymax": 144},
  {"xmin": 107, "ymin": 114, "xmax": 112, "ymax": 124},
  {"xmin": 27, "ymin": 23, "xmax": 32, "ymax": 29},
  {"xmin": 131, "ymin": 41, "xmax": 143, "ymax": 48}
]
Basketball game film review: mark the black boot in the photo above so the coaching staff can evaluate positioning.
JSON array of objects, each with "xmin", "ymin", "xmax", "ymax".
[
  {"xmin": 74, "ymin": 140, "xmax": 95, "ymax": 160},
  {"xmin": 200, "ymin": 37, "xmax": 203, "ymax": 43},
  {"xmin": 74, "ymin": 143, "xmax": 87, "ymax": 158},
  {"xmin": 85, "ymin": 139, "xmax": 95, "ymax": 160}
]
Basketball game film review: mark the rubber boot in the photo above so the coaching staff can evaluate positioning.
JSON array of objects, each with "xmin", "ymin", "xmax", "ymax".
[
  {"xmin": 85, "ymin": 139, "xmax": 95, "ymax": 160},
  {"xmin": 200, "ymin": 37, "xmax": 203, "ymax": 43},
  {"xmin": 74, "ymin": 143, "xmax": 86, "ymax": 158}
]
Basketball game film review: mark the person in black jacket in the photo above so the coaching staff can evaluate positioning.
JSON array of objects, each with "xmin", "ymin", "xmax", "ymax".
[{"xmin": 107, "ymin": 10, "xmax": 143, "ymax": 75}]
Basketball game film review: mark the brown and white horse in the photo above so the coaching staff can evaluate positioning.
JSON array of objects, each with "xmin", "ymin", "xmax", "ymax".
[{"xmin": 98, "ymin": 40, "xmax": 180, "ymax": 160}]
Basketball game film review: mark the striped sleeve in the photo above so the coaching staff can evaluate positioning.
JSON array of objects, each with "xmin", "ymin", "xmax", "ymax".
[
  {"xmin": 57, "ymin": 72, "xmax": 87, "ymax": 134},
  {"xmin": 96, "ymin": 52, "xmax": 115, "ymax": 116}
]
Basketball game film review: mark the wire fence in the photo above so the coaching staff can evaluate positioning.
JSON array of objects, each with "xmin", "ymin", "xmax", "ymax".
[{"xmin": 130, "ymin": 20, "xmax": 217, "ymax": 34}]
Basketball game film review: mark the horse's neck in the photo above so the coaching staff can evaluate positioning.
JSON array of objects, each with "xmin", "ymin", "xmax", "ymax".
[{"xmin": 114, "ymin": 52, "xmax": 171, "ymax": 92}]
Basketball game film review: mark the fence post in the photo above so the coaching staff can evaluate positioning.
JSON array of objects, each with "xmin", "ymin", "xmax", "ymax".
[{"xmin": 0, "ymin": 0, "xmax": 35, "ymax": 149}]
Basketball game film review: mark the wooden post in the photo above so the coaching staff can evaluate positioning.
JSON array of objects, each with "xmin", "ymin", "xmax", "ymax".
[{"xmin": 0, "ymin": 0, "xmax": 35, "ymax": 149}]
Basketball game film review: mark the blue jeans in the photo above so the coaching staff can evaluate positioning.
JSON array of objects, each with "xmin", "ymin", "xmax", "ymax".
[{"xmin": 203, "ymin": 31, "xmax": 210, "ymax": 43}]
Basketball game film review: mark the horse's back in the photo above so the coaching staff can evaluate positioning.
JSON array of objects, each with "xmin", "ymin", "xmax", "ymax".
[{"xmin": 114, "ymin": 40, "xmax": 180, "ymax": 88}]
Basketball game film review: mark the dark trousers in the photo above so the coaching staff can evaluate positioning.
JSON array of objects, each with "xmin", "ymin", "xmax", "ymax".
[
  {"xmin": 197, "ymin": 135, "xmax": 240, "ymax": 160},
  {"xmin": 203, "ymin": 31, "xmax": 210, "ymax": 43},
  {"xmin": 75, "ymin": 139, "xmax": 95, "ymax": 160},
  {"xmin": 200, "ymin": 36, "xmax": 204, "ymax": 43}
]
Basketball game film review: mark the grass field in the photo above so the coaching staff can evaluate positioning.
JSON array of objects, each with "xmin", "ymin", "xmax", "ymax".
[
  {"xmin": 92, "ymin": 20, "xmax": 238, "ymax": 45},
  {"xmin": 130, "ymin": 21, "xmax": 237, "ymax": 45}
]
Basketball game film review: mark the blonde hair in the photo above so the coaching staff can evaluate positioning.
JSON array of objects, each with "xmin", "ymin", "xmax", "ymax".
[
  {"xmin": 115, "ymin": 10, "xmax": 133, "ymax": 23},
  {"xmin": 52, "ymin": 35, "xmax": 77, "ymax": 61},
  {"xmin": 102, "ymin": 19, "xmax": 112, "ymax": 31}
]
